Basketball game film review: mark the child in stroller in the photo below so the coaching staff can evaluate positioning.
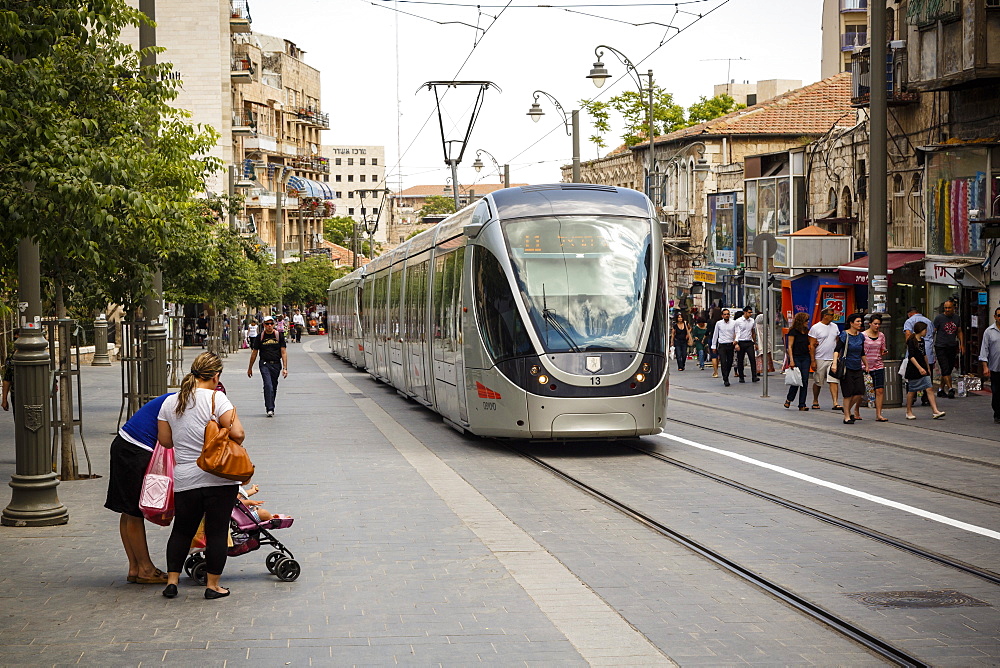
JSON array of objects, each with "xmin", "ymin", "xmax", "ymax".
[{"xmin": 184, "ymin": 485, "xmax": 299, "ymax": 583}]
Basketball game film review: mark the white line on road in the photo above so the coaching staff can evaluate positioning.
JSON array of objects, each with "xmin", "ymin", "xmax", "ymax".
[{"xmin": 658, "ymin": 431, "xmax": 1000, "ymax": 541}]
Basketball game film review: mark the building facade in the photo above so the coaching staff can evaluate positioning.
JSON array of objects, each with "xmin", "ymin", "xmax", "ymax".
[
  {"xmin": 822, "ymin": 0, "xmax": 871, "ymax": 78},
  {"xmin": 321, "ymin": 145, "xmax": 387, "ymax": 244},
  {"xmin": 387, "ymin": 182, "xmax": 523, "ymax": 248}
]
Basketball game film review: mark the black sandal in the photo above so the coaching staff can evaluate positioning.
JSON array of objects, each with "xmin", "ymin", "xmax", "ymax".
[
  {"xmin": 832, "ymin": 405, "xmax": 843, "ymax": 411},
  {"xmin": 783, "ymin": 401, "xmax": 791, "ymax": 409}
]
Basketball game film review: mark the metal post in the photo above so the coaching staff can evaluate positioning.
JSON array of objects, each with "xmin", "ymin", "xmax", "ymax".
[
  {"xmin": 3, "ymin": 238, "xmax": 67, "ymax": 527},
  {"xmin": 503, "ymin": 164, "xmax": 509, "ymax": 189},
  {"xmin": 92, "ymin": 314, "xmax": 111, "ymax": 366},
  {"xmin": 869, "ymin": 4, "xmax": 888, "ymax": 320},
  {"xmin": 572, "ymin": 110, "xmax": 581, "ymax": 183},
  {"xmin": 352, "ymin": 223, "xmax": 359, "ymax": 269},
  {"xmin": 143, "ymin": 272, "xmax": 167, "ymax": 402},
  {"xmin": 647, "ymin": 70, "xmax": 655, "ymax": 199},
  {"xmin": 761, "ymin": 284, "xmax": 770, "ymax": 398},
  {"xmin": 227, "ymin": 165, "xmax": 237, "ymax": 233},
  {"xmin": 275, "ymin": 174, "xmax": 284, "ymax": 315},
  {"xmin": 448, "ymin": 159, "xmax": 460, "ymax": 210}
]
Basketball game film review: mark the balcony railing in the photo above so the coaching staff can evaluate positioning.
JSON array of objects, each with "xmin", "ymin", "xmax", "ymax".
[
  {"xmin": 296, "ymin": 107, "xmax": 330, "ymax": 129},
  {"xmin": 657, "ymin": 213, "xmax": 691, "ymax": 241},
  {"xmin": 230, "ymin": 0, "xmax": 251, "ymax": 32},
  {"xmin": 288, "ymin": 157, "xmax": 330, "ymax": 174},
  {"xmin": 906, "ymin": 0, "xmax": 960, "ymax": 27},
  {"xmin": 840, "ymin": 0, "xmax": 867, "ymax": 11},
  {"xmin": 841, "ymin": 31, "xmax": 868, "ymax": 51},
  {"xmin": 850, "ymin": 46, "xmax": 919, "ymax": 106},
  {"xmin": 230, "ymin": 56, "xmax": 254, "ymax": 83}
]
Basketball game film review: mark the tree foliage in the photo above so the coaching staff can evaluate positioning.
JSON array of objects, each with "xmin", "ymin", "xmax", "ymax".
[
  {"xmin": 322, "ymin": 215, "xmax": 374, "ymax": 256},
  {"xmin": 282, "ymin": 257, "xmax": 349, "ymax": 307},
  {"xmin": 417, "ymin": 195, "xmax": 456, "ymax": 218},
  {"xmin": 687, "ymin": 94, "xmax": 744, "ymax": 126},
  {"xmin": 0, "ymin": 0, "xmax": 220, "ymax": 315},
  {"xmin": 580, "ymin": 90, "xmax": 744, "ymax": 154}
]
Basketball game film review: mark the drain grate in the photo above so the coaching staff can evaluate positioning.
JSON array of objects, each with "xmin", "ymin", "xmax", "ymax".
[{"xmin": 846, "ymin": 590, "xmax": 991, "ymax": 609}]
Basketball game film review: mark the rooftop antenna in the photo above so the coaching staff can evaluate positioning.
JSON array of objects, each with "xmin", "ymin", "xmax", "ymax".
[
  {"xmin": 419, "ymin": 80, "xmax": 500, "ymax": 210},
  {"xmin": 700, "ymin": 57, "xmax": 748, "ymax": 95}
]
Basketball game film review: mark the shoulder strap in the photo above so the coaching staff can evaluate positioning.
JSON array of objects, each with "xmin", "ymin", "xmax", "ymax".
[{"xmin": 210, "ymin": 390, "xmax": 217, "ymax": 421}]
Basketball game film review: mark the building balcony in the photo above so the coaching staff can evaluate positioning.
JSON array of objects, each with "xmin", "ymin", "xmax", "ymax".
[
  {"xmin": 232, "ymin": 110, "xmax": 257, "ymax": 136},
  {"xmin": 244, "ymin": 134, "xmax": 277, "ymax": 152},
  {"xmin": 230, "ymin": 57, "xmax": 254, "ymax": 84},
  {"xmin": 288, "ymin": 157, "xmax": 331, "ymax": 173},
  {"xmin": 657, "ymin": 212, "xmax": 691, "ymax": 243},
  {"xmin": 245, "ymin": 190, "xmax": 298, "ymax": 209},
  {"xmin": 840, "ymin": 0, "xmax": 867, "ymax": 11},
  {"xmin": 230, "ymin": 0, "xmax": 251, "ymax": 32},
  {"xmin": 850, "ymin": 45, "xmax": 919, "ymax": 107},
  {"xmin": 296, "ymin": 107, "xmax": 330, "ymax": 129},
  {"xmin": 841, "ymin": 32, "xmax": 867, "ymax": 51}
]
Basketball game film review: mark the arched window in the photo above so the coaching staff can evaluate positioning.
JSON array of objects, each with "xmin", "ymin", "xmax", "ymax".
[
  {"xmin": 841, "ymin": 186, "xmax": 853, "ymax": 219},
  {"xmin": 828, "ymin": 188, "xmax": 838, "ymax": 213},
  {"xmin": 892, "ymin": 174, "xmax": 905, "ymax": 225}
]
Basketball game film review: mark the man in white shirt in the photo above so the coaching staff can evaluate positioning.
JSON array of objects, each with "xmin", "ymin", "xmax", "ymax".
[
  {"xmin": 710, "ymin": 309, "xmax": 739, "ymax": 387},
  {"xmin": 809, "ymin": 308, "xmax": 842, "ymax": 410},
  {"xmin": 733, "ymin": 306, "xmax": 759, "ymax": 383},
  {"xmin": 292, "ymin": 309, "xmax": 306, "ymax": 343}
]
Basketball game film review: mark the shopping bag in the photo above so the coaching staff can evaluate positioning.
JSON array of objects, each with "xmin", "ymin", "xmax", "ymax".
[
  {"xmin": 897, "ymin": 356, "xmax": 909, "ymax": 378},
  {"xmin": 783, "ymin": 366, "xmax": 802, "ymax": 387},
  {"xmin": 863, "ymin": 372, "xmax": 876, "ymax": 404},
  {"xmin": 139, "ymin": 442, "xmax": 175, "ymax": 526}
]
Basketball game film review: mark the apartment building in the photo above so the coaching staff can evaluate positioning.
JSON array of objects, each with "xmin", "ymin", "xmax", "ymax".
[
  {"xmin": 821, "ymin": 0, "xmax": 870, "ymax": 78},
  {"xmin": 320, "ymin": 145, "xmax": 388, "ymax": 244}
]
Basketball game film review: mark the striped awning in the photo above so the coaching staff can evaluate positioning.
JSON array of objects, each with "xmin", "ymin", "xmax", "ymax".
[{"xmin": 287, "ymin": 175, "xmax": 334, "ymax": 200}]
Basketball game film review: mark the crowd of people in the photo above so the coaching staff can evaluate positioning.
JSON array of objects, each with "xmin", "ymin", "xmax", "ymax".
[{"xmin": 670, "ymin": 300, "xmax": 1000, "ymax": 424}]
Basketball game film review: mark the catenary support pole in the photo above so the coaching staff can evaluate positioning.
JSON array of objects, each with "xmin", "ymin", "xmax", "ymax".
[
  {"xmin": 647, "ymin": 70, "xmax": 655, "ymax": 199},
  {"xmin": 869, "ymin": 4, "xmax": 889, "ymax": 325},
  {"xmin": 2, "ymin": 238, "xmax": 68, "ymax": 527},
  {"xmin": 275, "ymin": 173, "xmax": 284, "ymax": 315},
  {"xmin": 503, "ymin": 164, "xmax": 509, "ymax": 189},
  {"xmin": 572, "ymin": 110, "xmax": 581, "ymax": 183}
]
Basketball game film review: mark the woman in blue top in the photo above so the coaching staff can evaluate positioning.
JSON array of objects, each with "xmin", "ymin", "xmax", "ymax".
[
  {"xmin": 831, "ymin": 313, "xmax": 869, "ymax": 424},
  {"xmin": 104, "ymin": 392, "xmax": 173, "ymax": 584}
]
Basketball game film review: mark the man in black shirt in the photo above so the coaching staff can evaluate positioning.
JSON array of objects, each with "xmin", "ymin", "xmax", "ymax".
[{"xmin": 247, "ymin": 315, "xmax": 288, "ymax": 417}]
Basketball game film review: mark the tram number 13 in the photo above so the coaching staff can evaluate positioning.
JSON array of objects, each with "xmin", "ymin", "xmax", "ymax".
[{"xmin": 591, "ymin": 377, "xmax": 601, "ymax": 385}]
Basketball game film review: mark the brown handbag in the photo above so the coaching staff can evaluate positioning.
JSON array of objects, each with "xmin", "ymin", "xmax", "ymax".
[{"xmin": 198, "ymin": 391, "xmax": 254, "ymax": 483}]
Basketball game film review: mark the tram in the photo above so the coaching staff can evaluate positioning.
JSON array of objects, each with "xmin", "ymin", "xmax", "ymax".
[{"xmin": 327, "ymin": 184, "xmax": 669, "ymax": 439}]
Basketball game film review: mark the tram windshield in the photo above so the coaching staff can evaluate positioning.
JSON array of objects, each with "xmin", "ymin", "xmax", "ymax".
[{"xmin": 502, "ymin": 215, "xmax": 652, "ymax": 353}]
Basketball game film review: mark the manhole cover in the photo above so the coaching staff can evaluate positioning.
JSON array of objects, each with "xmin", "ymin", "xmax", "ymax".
[{"xmin": 846, "ymin": 590, "xmax": 991, "ymax": 609}]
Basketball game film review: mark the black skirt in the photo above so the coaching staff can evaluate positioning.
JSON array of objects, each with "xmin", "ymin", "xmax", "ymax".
[
  {"xmin": 104, "ymin": 435, "xmax": 153, "ymax": 518},
  {"xmin": 841, "ymin": 368, "xmax": 866, "ymax": 399}
]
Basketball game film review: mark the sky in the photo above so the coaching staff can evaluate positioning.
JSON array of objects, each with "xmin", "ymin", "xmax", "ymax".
[{"xmin": 248, "ymin": 0, "xmax": 823, "ymax": 191}]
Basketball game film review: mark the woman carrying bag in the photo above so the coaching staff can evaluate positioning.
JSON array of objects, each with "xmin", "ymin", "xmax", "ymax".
[
  {"xmin": 671, "ymin": 312, "xmax": 692, "ymax": 371},
  {"xmin": 783, "ymin": 312, "xmax": 812, "ymax": 411},
  {"xmin": 157, "ymin": 352, "xmax": 245, "ymax": 600}
]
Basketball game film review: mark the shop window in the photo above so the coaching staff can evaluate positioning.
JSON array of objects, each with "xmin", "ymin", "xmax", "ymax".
[{"xmin": 926, "ymin": 148, "xmax": 989, "ymax": 256}]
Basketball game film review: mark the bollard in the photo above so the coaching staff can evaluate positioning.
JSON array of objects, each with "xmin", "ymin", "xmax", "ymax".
[
  {"xmin": 2, "ymin": 324, "xmax": 68, "ymax": 526},
  {"xmin": 92, "ymin": 314, "xmax": 112, "ymax": 366}
]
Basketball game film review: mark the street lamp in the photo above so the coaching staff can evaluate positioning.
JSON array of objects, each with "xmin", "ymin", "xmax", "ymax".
[
  {"xmin": 525, "ymin": 90, "xmax": 581, "ymax": 183},
  {"xmin": 472, "ymin": 149, "xmax": 508, "ymax": 188},
  {"xmin": 586, "ymin": 45, "xmax": 655, "ymax": 197}
]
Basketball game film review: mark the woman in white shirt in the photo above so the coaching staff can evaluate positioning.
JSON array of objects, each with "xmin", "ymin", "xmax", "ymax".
[{"xmin": 157, "ymin": 352, "xmax": 246, "ymax": 600}]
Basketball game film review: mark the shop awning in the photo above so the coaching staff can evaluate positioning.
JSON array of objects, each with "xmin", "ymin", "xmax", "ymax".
[
  {"xmin": 837, "ymin": 251, "xmax": 924, "ymax": 284},
  {"xmin": 287, "ymin": 175, "xmax": 334, "ymax": 200}
]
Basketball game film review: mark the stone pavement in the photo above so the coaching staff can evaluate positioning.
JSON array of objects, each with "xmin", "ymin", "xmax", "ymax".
[{"xmin": 0, "ymin": 338, "xmax": 672, "ymax": 666}]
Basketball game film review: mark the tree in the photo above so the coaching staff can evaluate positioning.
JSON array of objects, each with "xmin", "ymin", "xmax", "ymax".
[
  {"xmin": 322, "ymin": 216, "xmax": 374, "ymax": 257},
  {"xmin": 417, "ymin": 195, "xmax": 456, "ymax": 218},
  {"xmin": 282, "ymin": 257, "xmax": 349, "ymax": 307},
  {"xmin": 686, "ymin": 94, "xmax": 744, "ymax": 126},
  {"xmin": 580, "ymin": 85, "xmax": 686, "ymax": 151}
]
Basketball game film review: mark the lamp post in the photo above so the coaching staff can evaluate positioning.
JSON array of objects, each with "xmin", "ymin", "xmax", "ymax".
[
  {"xmin": 274, "ymin": 165, "xmax": 290, "ymax": 315},
  {"xmin": 586, "ymin": 45, "xmax": 655, "ymax": 198},
  {"xmin": 472, "ymin": 149, "xmax": 508, "ymax": 188},
  {"xmin": 526, "ymin": 90, "xmax": 580, "ymax": 183}
]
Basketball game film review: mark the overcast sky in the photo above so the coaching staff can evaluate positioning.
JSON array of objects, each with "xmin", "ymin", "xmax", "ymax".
[{"xmin": 248, "ymin": 0, "xmax": 823, "ymax": 191}]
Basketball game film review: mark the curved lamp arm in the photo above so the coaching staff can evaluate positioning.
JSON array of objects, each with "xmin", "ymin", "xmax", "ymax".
[
  {"xmin": 473, "ymin": 149, "xmax": 502, "ymax": 177},
  {"xmin": 529, "ymin": 90, "xmax": 571, "ymax": 136},
  {"xmin": 589, "ymin": 44, "xmax": 643, "ymax": 90}
]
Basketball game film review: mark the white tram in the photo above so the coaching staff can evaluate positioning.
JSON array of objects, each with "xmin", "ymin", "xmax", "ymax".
[{"xmin": 328, "ymin": 184, "xmax": 669, "ymax": 439}]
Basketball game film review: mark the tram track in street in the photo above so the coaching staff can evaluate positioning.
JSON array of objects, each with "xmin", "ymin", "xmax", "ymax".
[
  {"xmin": 511, "ymin": 446, "xmax": 929, "ymax": 668},
  {"xmin": 628, "ymin": 442, "xmax": 1000, "ymax": 587},
  {"xmin": 668, "ymin": 416, "xmax": 1000, "ymax": 508}
]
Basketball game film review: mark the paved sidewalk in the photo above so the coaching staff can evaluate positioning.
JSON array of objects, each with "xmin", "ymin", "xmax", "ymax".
[{"xmin": 0, "ymin": 339, "xmax": 670, "ymax": 666}]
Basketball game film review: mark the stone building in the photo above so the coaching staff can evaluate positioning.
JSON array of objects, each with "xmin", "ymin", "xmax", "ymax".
[{"xmin": 320, "ymin": 145, "xmax": 387, "ymax": 244}]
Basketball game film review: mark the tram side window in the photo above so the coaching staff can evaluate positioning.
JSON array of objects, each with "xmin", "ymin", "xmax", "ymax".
[
  {"xmin": 411, "ymin": 260, "xmax": 429, "ymax": 343},
  {"xmin": 646, "ymin": 261, "xmax": 667, "ymax": 355},
  {"xmin": 433, "ymin": 253, "xmax": 452, "ymax": 362},
  {"xmin": 474, "ymin": 248, "xmax": 534, "ymax": 363},
  {"xmin": 389, "ymin": 269, "xmax": 401, "ymax": 339}
]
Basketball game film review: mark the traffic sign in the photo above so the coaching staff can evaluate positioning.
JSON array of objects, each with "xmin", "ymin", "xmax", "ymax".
[{"xmin": 753, "ymin": 233, "xmax": 777, "ymax": 259}]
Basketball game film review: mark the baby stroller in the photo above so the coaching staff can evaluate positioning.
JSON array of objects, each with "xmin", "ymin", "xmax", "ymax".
[{"xmin": 184, "ymin": 501, "xmax": 300, "ymax": 583}]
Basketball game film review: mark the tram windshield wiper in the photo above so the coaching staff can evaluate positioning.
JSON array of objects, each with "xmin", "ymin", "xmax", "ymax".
[{"xmin": 542, "ymin": 284, "xmax": 581, "ymax": 353}]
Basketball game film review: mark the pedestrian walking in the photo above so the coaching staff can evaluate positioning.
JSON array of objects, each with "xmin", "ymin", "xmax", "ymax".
[
  {"xmin": 707, "ymin": 306, "xmax": 722, "ymax": 377},
  {"xmin": 104, "ymin": 392, "xmax": 173, "ymax": 585},
  {"xmin": 710, "ymin": 308, "xmax": 738, "ymax": 387},
  {"xmin": 831, "ymin": 313, "xmax": 868, "ymax": 424},
  {"xmin": 692, "ymin": 319, "xmax": 708, "ymax": 370},
  {"xmin": 933, "ymin": 300, "xmax": 965, "ymax": 399},
  {"xmin": 157, "ymin": 352, "xmax": 245, "ymax": 599},
  {"xmin": 274, "ymin": 313, "xmax": 287, "ymax": 336},
  {"xmin": 247, "ymin": 315, "xmax": 287, "ymax": 417},
  {"xmin": 671, "ymin": 312, "xmax": 692, "ymax": 371},
  {"xmin": 862, "ymin": 314, "xmax": 889, "ymax": 421},
  {"xmin": 734, "ymin": 306, "xmax": 759, "ymax": 383},
  {"xmin": 904, "ymin": 321, "xmax": 946, "ymax": 420},
  {"xmin": 903, "ymin": 306, "xmax": 935, "ymax": 406},
  {"xmin": 808, "ymin": 308, "xmax": 841, "ymax": 411},
  {"xmin": 292, "ymin": 309, "xmax": 305, "ymax": 343},
  {"xmin": 783, "ymin": 313, "xmax": 812, "ymax": 411},
  {"xmin": 979, "ymin": 306, "xmax": 1000, "ymax": 424},
  {"xmin": 196, "ymin": 313, "xmax": 209, "ymax": 349}
]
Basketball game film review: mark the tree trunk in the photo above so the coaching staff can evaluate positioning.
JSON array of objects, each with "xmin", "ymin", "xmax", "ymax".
[{"xmin": 55, "ymin": 284, "xmax": 80, "ymax": 480}]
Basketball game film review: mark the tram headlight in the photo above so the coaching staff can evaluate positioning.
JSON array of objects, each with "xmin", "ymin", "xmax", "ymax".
[
  {"xmin": 530, "ymin": 365, "xmax": 540, "ymax": 375},
  {"xmin": 641, "ymin": 363, "xmax": 650, "ymax": 372},
  {"xmin": 635, "ymin": 373, "xmax": 646, "ymax": 383},
  {"xmin": 537, "ymin": 374, "xmax": 549, "ymax": 385}
]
